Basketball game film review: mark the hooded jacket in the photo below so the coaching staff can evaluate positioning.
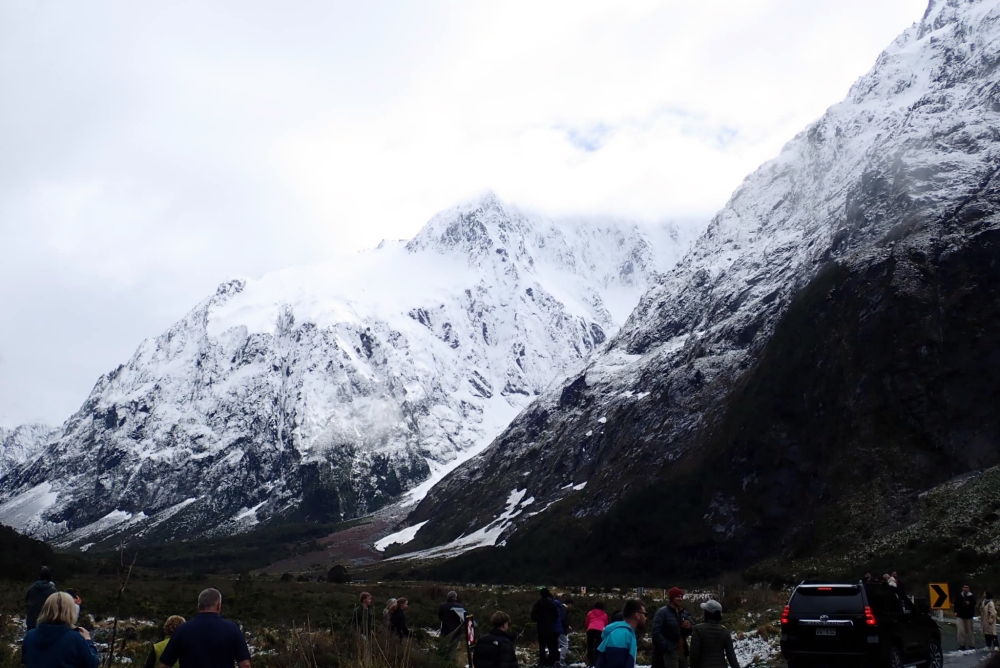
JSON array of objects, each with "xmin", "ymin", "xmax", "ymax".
[
  {"xmin": 473, "ymin": 628, "xmax": 518, "ymax": 668},
  {"xmin": 21, "ymin": 623, "xmax": 99, "ymax": 668},
  {"xmin": 596, "ymin": 621, "xmax": 637, "ymax": 668},
  {"xmin": 24, "ymin": 579, "xmax": 57, "ymax": 630}
]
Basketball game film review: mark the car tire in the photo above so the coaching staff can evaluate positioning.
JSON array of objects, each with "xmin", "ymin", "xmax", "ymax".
[
  {"xmin": 886, "ymin": 645, "xmax": 904, "ymax": 668},
  {"xmin": 927, "ymin": 640, "xmax": 943, "ymax": 668}
]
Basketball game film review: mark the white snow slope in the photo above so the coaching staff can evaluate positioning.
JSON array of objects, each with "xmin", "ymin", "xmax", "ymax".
[{"xmin": 0, "ymin": 193, "xmax": 698, "ymax": 546}]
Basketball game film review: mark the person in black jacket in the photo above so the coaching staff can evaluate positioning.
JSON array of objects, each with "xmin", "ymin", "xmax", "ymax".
[
  {"xmin": 391, "ymin": 597, "xmax": 412, "ymax": 638},
  {"xmin": 439, "ymin": 591, "xmax": 468, "ymax": 659},
  {"xmin": 955, "ymin": 584, "xmax": 977, "ymax": 650},
  {"xmin": 25, "ymin": 566, "xmax": 57, "ymax": 631},
  {"xmin": 352, "ymin": 592, "xmax": 376, "ymax": 637},
  {"xmin": 531, "ymin": 588, "xmax": 560, "ymax": 666},
  {"xmin": 474, "ymin": 611, "xmax": 518, "ymax": 668}
]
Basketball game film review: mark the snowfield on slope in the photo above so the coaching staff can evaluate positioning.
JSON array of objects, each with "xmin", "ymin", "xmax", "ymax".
[{"xmin": 0, "ymin": 193, "xmax": 701, "ymax": 546}]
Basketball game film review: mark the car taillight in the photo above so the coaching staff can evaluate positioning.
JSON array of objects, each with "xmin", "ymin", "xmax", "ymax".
[
  {"xmin": 865, "ymin": 606, "xmax": 877, "ymax": 626},
  {"xmin": 781, "ymin": 605, "xmax": 790, "ymax": 625}
]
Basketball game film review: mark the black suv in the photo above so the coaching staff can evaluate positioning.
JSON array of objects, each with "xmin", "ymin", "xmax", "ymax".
[{"xmin": 779, "ymin": 582, "xmax": 943, "ymax": 668}]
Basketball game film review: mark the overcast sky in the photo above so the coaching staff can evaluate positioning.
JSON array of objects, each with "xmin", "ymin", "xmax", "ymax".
[{"xmin": 0, "ymin": 0, "xmax": 928, "ymax": 427}]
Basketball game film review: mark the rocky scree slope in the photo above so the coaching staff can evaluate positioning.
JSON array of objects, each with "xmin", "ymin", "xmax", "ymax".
[
  {"xmin": 403, "ymin": 0, "xmax": 1000, "ymax": 582},
  {"xmin": 0, "ymin": 194, "xmax": 696, "ymax": 549}
]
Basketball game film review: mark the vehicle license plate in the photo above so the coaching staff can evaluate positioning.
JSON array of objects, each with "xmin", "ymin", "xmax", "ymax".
[{"xmin": 816, "ymin": 628, "xmax": 836, "ymax": 636}]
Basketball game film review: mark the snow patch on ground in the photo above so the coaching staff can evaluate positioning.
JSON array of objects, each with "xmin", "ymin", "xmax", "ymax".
[
  {"xmin": 374, "ymin": 521, "xmax": 429, "ymax": 552},
  {"xmin": 389, "ymin": 489, "xmax": 528, "ymax": 561}
]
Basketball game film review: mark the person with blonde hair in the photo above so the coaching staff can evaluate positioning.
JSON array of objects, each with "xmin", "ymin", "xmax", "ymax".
[
  {"xmin": 142, "ymin": 615, "xmax": 186, "ymax": 668},
  {"xmin": 384, "ymin": 597, "xmax": 398, "ymax": 628},
  {"xmin": 21, "ymin": 591, "xmax": 99, "ymax": 668}
]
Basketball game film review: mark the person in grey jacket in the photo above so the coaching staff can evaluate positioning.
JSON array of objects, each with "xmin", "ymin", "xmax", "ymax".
[{"xmin": 689, "ymin": 600, "xmax": 740, "ymax": 668}]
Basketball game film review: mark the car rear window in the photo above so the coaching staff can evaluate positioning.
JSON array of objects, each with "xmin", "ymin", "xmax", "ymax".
[{"xmin": 790, "ymin": 586, "xmax": 864, "ymax": 615}]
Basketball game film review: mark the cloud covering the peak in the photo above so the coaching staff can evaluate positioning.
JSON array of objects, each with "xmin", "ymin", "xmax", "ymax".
[{"xmin": 0, "ymin": 0, "xmax": 926, "ymax": 425}]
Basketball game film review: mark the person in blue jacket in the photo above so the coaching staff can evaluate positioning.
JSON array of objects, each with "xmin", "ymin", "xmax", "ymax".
[
  {"xmin": 21, "ymin": 591, "xmax": 99, "ymax": 668},
  {"xmin": 596, "ymin": 599, "xmax": 647, "ymax": 668}
]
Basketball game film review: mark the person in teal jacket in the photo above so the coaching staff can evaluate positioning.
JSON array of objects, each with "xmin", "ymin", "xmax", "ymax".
[
  {"xmin": 21, "ymin": 592, "xmax": 99, "ymax": 668},
  {"xmin": 596, "ymin": 599, "xmax": 647, "ymax": 668}
]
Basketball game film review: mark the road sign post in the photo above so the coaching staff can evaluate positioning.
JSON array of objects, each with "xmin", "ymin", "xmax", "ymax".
[{"xmin": 929, "ymin": 583, "xmax": 951, "ymax": 611}]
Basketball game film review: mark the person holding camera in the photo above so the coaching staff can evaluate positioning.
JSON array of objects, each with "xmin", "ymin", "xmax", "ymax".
[{"xmin": 21, "ymin": 591, "xmax": 99, "ymax": 668}]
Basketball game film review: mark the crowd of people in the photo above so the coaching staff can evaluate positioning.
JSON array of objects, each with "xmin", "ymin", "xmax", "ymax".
[
  {"xmin": 18, "ymin": 565, "xmax": 820, "ymax": 668},
  {"xmin": 531, "ymin": 586, "xmax": 741, "ymax": 668},
  {"xmin": 19, "ymin": 566, "xmax": 252, "ymax": 668},
  {"xmin": 18, "ymin": 567, "xmax": 746, "ymax": 668}
]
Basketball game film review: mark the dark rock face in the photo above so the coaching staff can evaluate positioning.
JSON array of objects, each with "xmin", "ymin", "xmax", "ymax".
[{"xmin": 403, "ymin": 0, "xmax": 1000, "ymax": 581}]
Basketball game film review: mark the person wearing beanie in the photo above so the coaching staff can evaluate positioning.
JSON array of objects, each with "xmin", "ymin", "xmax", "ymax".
[
  {"xmin": 651, "ymin": 588, "xmax": 693, "ymax": 668},
  {"xmin": 689, "ymin": 600, "xmax": 739, "ymax": 668},
  {"xmin": 531, "ymin": 588, "xmax": 560, "ymax": 666}
]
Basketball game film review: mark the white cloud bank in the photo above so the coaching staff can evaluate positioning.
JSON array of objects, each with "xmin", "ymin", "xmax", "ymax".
[{"xmin": 0, "ymin": 0, "xmax": 927, "ymax": 425}]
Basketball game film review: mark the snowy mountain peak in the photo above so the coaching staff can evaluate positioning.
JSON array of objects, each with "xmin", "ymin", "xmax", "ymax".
[
  {"xmin": 0, "ymin": 198, "xmax": 701, "ymax": 548},
  {"xmin": 401, "ymin": 0, "xmax": 1000, "ymax": 570}
]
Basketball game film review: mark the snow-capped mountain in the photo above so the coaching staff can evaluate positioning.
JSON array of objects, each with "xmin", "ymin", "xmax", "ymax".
[
  {"xmin": 401, "ymin": 0, "xmax": 1000, "ymax": 578},
  {"xmin": 0, "ymin": 424, "xmax": 55, "ymax": 478},
  {"xmin": 0, "ymin": 193, "xmax": 699, "ymax": 547}
]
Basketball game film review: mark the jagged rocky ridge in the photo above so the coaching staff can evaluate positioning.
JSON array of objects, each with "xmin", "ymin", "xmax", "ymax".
[
  {"xmin": 0, "ymin": 425, "xmax": 55, "ymax": 479},
  {"xmin": 0, "ymin": 195, "xmax": 697, "ymax": 548},
  {"xmin": 401, "ymin": 0, "xmax": 1000, "ymax": 580}
]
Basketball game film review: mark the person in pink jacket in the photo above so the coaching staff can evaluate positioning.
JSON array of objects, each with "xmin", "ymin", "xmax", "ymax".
[{"xmin": 586, "ymin": 601, "xmax": 610, "ymax": 667}]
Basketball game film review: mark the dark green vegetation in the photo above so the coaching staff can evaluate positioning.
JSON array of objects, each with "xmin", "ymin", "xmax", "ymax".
[
  {"xmin": 407, "ymin": 225, "xmax": 1000, "ymax": 586},
  {"xmin": 0, "ymin": 524, "xmax": 89, "ymax": 581},
  {"xmin": 136, "ymin": 520, "xmax": 362, "ymax": 574}
]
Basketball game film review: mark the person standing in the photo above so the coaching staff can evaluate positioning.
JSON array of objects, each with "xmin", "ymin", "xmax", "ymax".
[
  {"xmin": 586, "ymin": 602, "xmax": 610, "ymax": 667},
  {"xmin": 955, "ymin": 584, "xmax": 977, "ymax": 651},
  {"xmin": 25, "ymin": 566, "xmax": 57, "ymax": 631},
  {"xmin": 473, "ymin": 611, "xmax": 518, "ymax": 668},
  {"xmin": 352, "ymin": 592, "xmax": 376, "ymax": 637},
  {"xmin": 652, "ymin": 588, "xmax": 693, "ymax": 668},
  {"xmin": 142, "ymin": 615, "xmax": 186, "ymax": 668},
  {"xmin": 531, "ymin": 588, "xmax": 560, "ymax": 666},
  {"xmin": 64, "ymin": 588, "xmax": 84, "ymax": 620},
  {"xmin": 384, "ymin": 598, "xmax": 398, "ymax": 630},
  {"xmin": 595, "ymin": 599, "xmax": 646, "ymax": 668},
  {"xmin": 158, "ymin": 588, "xmax": 251, "ymax": 668},
  {"xmin": 688, "ymin": 600, "xmax": 739, "ymax": 668},
  {"xmin": 556, "ymin": 597, "xmax": 574, "ymax": 666},
  {"xmin": 983, "ymin": 591, "xmax": 998, "ymax": 650},
  {"xmin": 438, "ymin": 590, "xmax": 467, "ymax": 662},
  {"xmin": 390, "ymin": 597, "xmax": 412, "ymax": 639},
  {"xmin": 21, "ymin": 592, "xmax": 99, "ymax": 668}
]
